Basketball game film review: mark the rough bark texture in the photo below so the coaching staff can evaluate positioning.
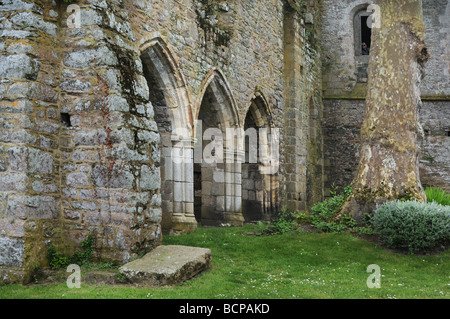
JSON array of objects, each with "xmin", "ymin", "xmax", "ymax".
[{"xmin": 339, "ymin": 0, "xmax": 430, "ymax": 222}]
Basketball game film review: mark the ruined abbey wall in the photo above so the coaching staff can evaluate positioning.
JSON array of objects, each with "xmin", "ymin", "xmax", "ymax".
[
  {"xmin": 1, "ymin": 0, "xmax": 447, "ymax": 285},
  {"xmin": 0, "ymin": 0, "xmax": 323, "ymax": 283}
]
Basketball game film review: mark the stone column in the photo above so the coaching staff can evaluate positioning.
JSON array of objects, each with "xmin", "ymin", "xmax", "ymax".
[
  {"xmin": 282, "ymin": 5, "xmax": 309, "ymax": 212},
  {"xmin": 223, "ymin": 149, "xmax": 244, "ymax": 226},
  {"xmin": 167, "ymin": 136, "xmax": 197, "ymax": 234}
]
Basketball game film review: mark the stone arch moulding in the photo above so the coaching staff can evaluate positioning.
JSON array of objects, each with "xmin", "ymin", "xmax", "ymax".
[
  {"xmin": 139, "ymin": 36, "xmax": 197, "ymax": 235},
  {"xmin": 139, "ymin": 36, "xmax": 194, "ymax": 137},
  {"xmin": 246, "ymin": 90, "xmax": 273, "ymax": 128},
  {"xmin": 195, "ymin": 68, "xmax": 241, "ymax": 133}
]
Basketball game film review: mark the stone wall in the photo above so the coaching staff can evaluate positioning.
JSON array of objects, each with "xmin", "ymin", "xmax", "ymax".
[
  {"xmin": 0, "ymin": 0, "xmax": 325, "ymax": 283},
  {"xmin": 0, "ymin": 0, "xmax": 62, "ymax": 283},
  {"xmin": 421, "ymin": 0, "xmax": 450, "ymax": 97}
]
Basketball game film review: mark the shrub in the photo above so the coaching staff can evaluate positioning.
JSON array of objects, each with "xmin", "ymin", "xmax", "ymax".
[
  {"xmin": 425, "ymin": 186, "xmax": 450, "ymax": 206},
  {"xmin": 47, "ymin": 233, "xmax": 95, "ymax": 269},
  {"xmin": 308, "ymin": 184, "xmax": 354, "ymax": 232},
  {"xmin": 372, "ymin": 200, "xmax": 450, "ymax": 253},
  {"xmin": 256, "ymin": 209, "xmax": 298, "ymax": 235},
  {"xmin": 46, "ymin": 245, "xmax": 69, "ymax": 269}
]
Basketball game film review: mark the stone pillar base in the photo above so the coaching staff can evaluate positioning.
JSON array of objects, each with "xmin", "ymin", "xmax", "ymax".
[
  {"xmin": 201, "ymin": 211, "xmax": 244, "ymax": 227},
  {"xmin": 164, "ymin": 214, "xmax": 198, "ymax": 235}
]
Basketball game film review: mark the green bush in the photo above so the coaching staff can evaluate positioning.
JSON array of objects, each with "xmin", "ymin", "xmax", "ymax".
[
  {"xmin": 46, "ymin": 245, "xmax": 70, "ymax": 269},
  {"xmin": 308, "ymin": 184, "xmax": 354, "ymax": 232},
  {"xmin": 47, "ymin": 233, "xmax": 95, "ymax": 269},
  {"xmin": 425, "ymin": 186, "xmax": 450, "ymax": 206},
  {"xmin": 372, "ymin": 200, "xmax": 450, "ymax": 253},
  {"xmin": 255, "ymin": 209, "xmax": 298, "ymax": 235}
]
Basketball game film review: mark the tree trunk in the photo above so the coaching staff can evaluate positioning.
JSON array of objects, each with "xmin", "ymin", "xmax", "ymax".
[{"xmin": 339, "ymin": 0, "xmax": 430, "ymax": 223}]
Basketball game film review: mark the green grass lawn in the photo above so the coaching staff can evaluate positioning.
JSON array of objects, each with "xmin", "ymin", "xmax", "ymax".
[{"xmin": 0, "ymin": 224, "xmax": 448, "ymax": 299}]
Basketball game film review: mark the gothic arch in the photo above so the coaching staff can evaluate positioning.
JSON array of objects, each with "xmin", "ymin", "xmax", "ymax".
[
  {"xmin": 242, "ymin": 91, "xmax": 278, "ymax": 222},
  {"xmin": 139, "ymin": 37, "xmax": 196, "ymax": 235},
  {"xmin": 193, "ymin": 68, "xmax": 243, "ymax": 227},
  {"xmin": 140, "ymin": 37, "xmax": 193, "ymax": 137},
  {"xmin": 195, "ymin": 68, "xmax": 240, "ymax": 132},
  {"xmin": 245, "ymin": 91, "xmax": 273, "ymax": 128}
]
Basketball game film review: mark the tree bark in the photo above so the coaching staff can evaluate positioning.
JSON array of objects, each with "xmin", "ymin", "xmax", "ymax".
[{"xmin": 339, "ymin": 0, "xmax": 430, "ymax": 223}]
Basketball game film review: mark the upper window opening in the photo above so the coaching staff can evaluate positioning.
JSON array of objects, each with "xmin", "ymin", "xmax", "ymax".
[
  {"xmin": 360, "ymin": 16, "xmax": 372, "ymax": 55},
  {"xmin": 354, "ymin": 7, "xmax": 372, "ymax": 56}
]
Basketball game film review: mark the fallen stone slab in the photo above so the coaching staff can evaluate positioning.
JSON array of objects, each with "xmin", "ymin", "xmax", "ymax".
[{"xmin": 119, "ymin": 245, "xmax": 211, "ymax": 286}]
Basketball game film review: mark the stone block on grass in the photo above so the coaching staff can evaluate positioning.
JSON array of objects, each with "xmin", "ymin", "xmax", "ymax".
[{"xmin": 119, "ymin": 245, "xmax": 211, "ymax": 286}]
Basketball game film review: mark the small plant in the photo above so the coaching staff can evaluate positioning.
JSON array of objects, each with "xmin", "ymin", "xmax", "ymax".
[
  {"xmin": 72, "ymin": 233, "xmax": 95, "ymax": 265},
  {"xmin": 47, "ymin": 233, "xmax": 95, "ymax": 269},
  {"xmin": 116, "ymin": 273, "xmax": 127, "ymax": 281},
  {"xmin": 352, "ymin": 213, "xmax": 376, "ymax": 235},
  {"xmin": 270, "ymin": 209, "xmax": 298, "ymax": 234},
  {"xmin": 308, "ymin": 184, "xmax": 354, "ymax": 232},
  {"xmin": 422, "ymin": 153, "xmax": 435, "ymax": 163},
  {"xmin": 425, "ymin": 186, "xmax": 450, "ymax": 206},
  {"xmin": 256, "ymin": 221, "xmax": 270, "ymax": 236},
  {"xmin": 255, "ymin": 209, "xmax": 298, "ymax": 236},
  {"xmin": 47, "ymin": 245, "xmax": 70, "ymax": 269},
  {"xmin": 295, "ymin": 211, "xmax": 309, "ymax": 224},
  {"xmin": 372, "ymin": 200, "xmax": 450, "ymax": 253}
]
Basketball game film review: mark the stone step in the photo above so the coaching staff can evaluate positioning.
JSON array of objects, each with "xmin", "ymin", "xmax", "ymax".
[{"xmin": 119, "ymin": 245, "xmax": 211, "ymax": 286}]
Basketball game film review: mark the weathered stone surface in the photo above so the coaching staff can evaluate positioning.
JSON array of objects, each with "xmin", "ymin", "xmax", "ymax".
[
  {"xmin": 119, "ymin": 245, "xmax": 211, "ymax": 286},
  {"xmin": 0, "ymin": 237, "xmax": 24, "ymax": 267},
  {"xmin": 0, "ymin": 55, "xmax": 40, "ymax": 80},
  {"xmin": 66, "ymin": 172, "xmax": 89, "ymax": 186},
  {"xmin": 8, "ymin": 146, "xmax": 53, "ymax": 174},
  {"xmin": 11, "ymin": 12, "xmax": 57, "ymax": 36},
  {"xmin": 0, "ymin": 30, "xmax": 37, "ymax": 38},
  {"xmin": 91, "ymin": 164, "xmax": 135, "ymax": 189},
  {"xmin": 0, "ymin": 0, "xmax": 42, "ymax": 13},
  {"xmin": 60, "ymin": 79, "xmax": 92, "ymax": 92},
  {"xmin": 140, "ymin": 164, "xmax": 160, "ymax": 191},
  {"xmin": 0, "ymin": 172, "xmax": 29, "ymax": 192},
  {"xmin": 64, "ymin": 47, "xmax": 118, "ymax": 68},
  {"xmin": 0, "ymin": 129, "xmax": 36, "ymax": 144},
  {"xmin": 6, "ymin": 195, "xmax": 59, "ymax": 219},
  {"xmin": 0, "ymin": 100, "xmax": 34, "ymax": 113}
]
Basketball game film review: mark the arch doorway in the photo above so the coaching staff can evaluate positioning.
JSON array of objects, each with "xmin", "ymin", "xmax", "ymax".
[
  {"xmin": 140, "ymin": 38, "xmax": 196, "ymax": 235},
  {"xmin": 194, "ymin": 70, "xmax": 244, "ymax": 227}
]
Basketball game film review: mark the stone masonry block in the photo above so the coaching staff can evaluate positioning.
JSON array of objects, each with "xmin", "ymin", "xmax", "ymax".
[
  {"xmin": 11, "ymin": 12, "xmax": 57, "ymax": 36},
  {"xmin": 0, "ymin": 237, "xmax": 24, "ymax": 267},
  {"xmin": 7, "ymin": 195, "xmax": 59, "ymax": 219},
  {"xmin": 119, "ymin": 245, "xmax": 211, "ymax": 286},
  {"xmin": 0, "ymin": 55, "xmax": 40, "ymax": 80},
  {"xmin": 8, "ymin": 146, "xmax": 53, "ymax": 174},
  {"xmin": 140, "ymin": 165, "xmax": 161, "ymax": 191},
  {"xmin": 64, "ymin": 47, "xmax": 118, "ymax": 69},
  {"xmin": 66, "ymin": 172, "xmax": 89, "ymax": 186}
]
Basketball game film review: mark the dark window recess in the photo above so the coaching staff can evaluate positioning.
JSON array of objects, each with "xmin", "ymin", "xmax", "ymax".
[
  {"xmin": 446, "ymin": 130, "xmax": 450, "ymax": 137},
  {"xmin": 361, "ymin": 16, "xmax": 372, "ymax": 49},
  {"xmin": 60, "ymin": 113, "xmax": 72, "ymax": 127}
]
